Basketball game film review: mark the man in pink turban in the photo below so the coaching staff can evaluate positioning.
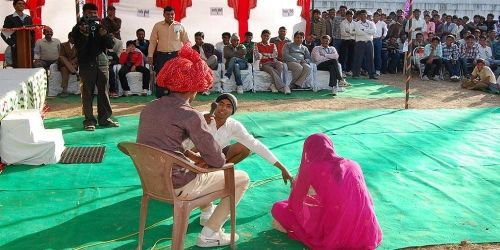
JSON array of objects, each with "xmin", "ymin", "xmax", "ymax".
[
  {"xmin": 137, "ymin": 43, "xmax": 250, "ymax": 247},
  {"xmin": 272, "ymin": 133, "xmax": 383, "ymax": 249}
]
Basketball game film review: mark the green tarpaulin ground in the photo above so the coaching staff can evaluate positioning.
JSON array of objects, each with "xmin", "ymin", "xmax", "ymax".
[
  {"xmin": 47, "ymin": 78, "xmax": 407, "ymax": 105},
  {"xmin": 1, "ymin": 108, "xmax": 498, "ymax": 249}
]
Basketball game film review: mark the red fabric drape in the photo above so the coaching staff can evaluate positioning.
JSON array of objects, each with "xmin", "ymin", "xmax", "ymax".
[
  {"xmin": 25, "ymin": 0, "xmax": 45, "ymax": 39},
  {"xmin": 227, "ymin": 0, "xmax": 257, "ymax": 39},
  {"xmin": 85, "ymin": 0, "xmax": 104, "ymax": 18},
  {"xmin": 156, "ymin": 0, "xmax": 192, "ymax": 21},
  {"xmin": 108, "ymin": 0, "xmax": 120, "ymax": 6},
  {"xmin": 297, "ymin": 0, "xmax": 311, "ymax": 36}
]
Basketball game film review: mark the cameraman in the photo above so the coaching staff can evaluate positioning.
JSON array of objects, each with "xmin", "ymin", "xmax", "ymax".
[{"xmin": 72, "ymin": 3, "xmax": 119, "ymax": 131}]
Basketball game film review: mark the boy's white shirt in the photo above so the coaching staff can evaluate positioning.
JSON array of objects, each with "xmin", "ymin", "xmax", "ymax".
[{"xmin": 183, "ymin": 116, "xmax": 278, "ymax": 165}]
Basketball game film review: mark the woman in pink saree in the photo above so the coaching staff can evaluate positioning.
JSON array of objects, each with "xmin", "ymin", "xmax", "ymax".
[{"xmin": 271, "ymin": 133, "xmax": 383, "ymax": 249}]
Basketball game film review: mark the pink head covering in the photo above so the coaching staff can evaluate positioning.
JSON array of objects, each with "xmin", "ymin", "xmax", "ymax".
[
  {"xmin": 272, "ymin": 133, "xmax": 383, "ymax": 249},
  {"xmin": 156, "ymin": 43, "xmax": 214, "ymax": 92}
]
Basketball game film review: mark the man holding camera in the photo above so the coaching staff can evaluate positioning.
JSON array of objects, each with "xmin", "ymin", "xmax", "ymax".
[{"xmin": 72, "ymin": 3, "xmax": 119, "ymax": 131}]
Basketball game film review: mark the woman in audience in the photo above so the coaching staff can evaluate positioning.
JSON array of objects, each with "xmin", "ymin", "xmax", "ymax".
[{"xmin": 271, "ymin": 133, "xmax": 383, "ymax": 250}]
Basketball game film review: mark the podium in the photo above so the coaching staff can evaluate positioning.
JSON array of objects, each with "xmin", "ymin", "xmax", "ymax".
[{"xmin": 15, "ymin": 29, "xmax": 33, "ymax": 68}]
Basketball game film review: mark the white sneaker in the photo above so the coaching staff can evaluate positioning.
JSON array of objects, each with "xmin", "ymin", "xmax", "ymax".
[
  {"xmin": 123, "ymin": 91, "xmax": 131, "ymax": 97},
  {"xmin": 202, "ymin": 91, "xmax": 210, "ymax": 96},
  {"xmin": 269, "ymin": 84, "xmax": 278, "ymax": 93},
  {"xmin": 284, "ymin": 86, "xmax": 291, "ymax": 95},
  {"xmin": 422, "ymin": 75, "xmax": 429, "ymax": 81},
  {"xmin": 141, "ymin": 89, "xmax": 148, "ymax": 96},
  {"xmin": 339, "ymin": 79, "xmax": 351, "ymax": 87},
  {"xmin": 236, "ymin": 85, "xmax": 244, "ymax": 94},
  {"xmin": 332, "ymin": 87, "xmax": 338, "ymax": 96},
  {"xmin": 432, "ymin": 75, "xmax": 440, "ymax": 81},
  {"xmin": 200, "ymin": 204, "xmax": 217, "ymax": 226},
  {"xmin": 375, "ymin": 70, "xmax": 381, "ymax": 76},
  {"xmin": 196, "ymin": 228, "xmax": 239, "ymax": 248},
  {"xmin": 220, "ymin": 76, "xmax": 230, "ymax": 84}
]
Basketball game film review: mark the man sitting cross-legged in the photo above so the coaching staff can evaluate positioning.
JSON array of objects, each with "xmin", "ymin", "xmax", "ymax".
[
  {"xmin": 311, "ymin": 35, "xmax": 350, "ymax": 96},
  {"xmin": 118, "ymin": 40, "xmax": 150, "ymax": 96}
]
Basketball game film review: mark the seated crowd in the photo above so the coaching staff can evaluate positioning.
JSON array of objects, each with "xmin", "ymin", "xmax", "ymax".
[{"xmin": 6, "ymin": 4, "xmax": 500, "ymax": 96}]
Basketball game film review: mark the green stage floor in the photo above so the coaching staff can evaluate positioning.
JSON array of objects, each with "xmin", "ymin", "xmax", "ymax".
[
  {"xmin": 1, "ymin": 108, "xmax": 499, "ymax": 249},
  {"xmin": 47, "ymin": 78, "xmax": 407, "ymax": 105}
]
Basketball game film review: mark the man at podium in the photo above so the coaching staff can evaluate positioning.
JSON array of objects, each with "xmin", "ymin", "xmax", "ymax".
[{"xmin": 1, "ymin": 0, "xmax": 34, "ymax": 68}]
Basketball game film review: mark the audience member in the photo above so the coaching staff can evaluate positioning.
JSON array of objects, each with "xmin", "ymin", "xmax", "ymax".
[
  {"xmin": 255, "ymin": 29, "xmax": 289, "ymax": 94},
  {"xmin": 102, "ymin": 6, "xmax": 121, "ymax": 39},
  {"xmin": 33, "ymin": 27, "xmax": 61, "ymax": 69},
  {"xmin": 192, "ymin": 31, "xmax": 219, "ymax": 70},
  {"xmin": 312, "ymin": 35, "xmax": 349, "ymax": 95},
  {"xmin": 270, "ymin": 26, "xmax": 292, "ymax": 62},
  {"xmin": 242, "ymin": 31, "xmax": 255, "ymax": 63},
  {"xmin": 381, "ymin": 36, "xmax": 400, "ymax": 74},
  {"xmin": 461, "ymin": 58, "xmax": 496, "ymax": 91},
  {"xmin": 340, "ymin": 10, "xmax": 356, "ymax": 75},
  {"xmin": 134, "ymin": 28, "xmax": 149, "ymax": 57},
  {"xmin": 118, "ymin": 40, "xmax": 150, "ymax": 96},
  {"xmin": 148, "ymin": 6, "xmax": 189, "ymax": 98},
  {"xmin": 311, "ymin": 9, "xmax": 327, "ymax": 45},
  {"xmin": 352, "ymin": 10, "xmax": 377, "ymax": 79},
  {"xmin": 373, "ymin": 12, "xmax": 387, "ymax": 76},
  {"xmin": 283, "ymin": 31, "xmax": 312, "ymax": 89},
  {"xmin": 326, "ymin": 8, "xmax": 343, "ymax": 51},
  {"xmin": 405, "ymin": 9, "xmax": 426, "ymax": 40},
  {"xmin": 420, "ymin": 37, "xmax": 443, "ymax": 81},
  {"xmin": 459, "ymin": 35, "xmax": 480, "ymax": 77},
  {"xmin": 215, "ymin": 32, "xmax": 231, "ymax": 63},
  {"xmin": 424, "ymin": 14, "xmax": 435, "ymax": 40},
  {"xmin": 441, "ymin": 15, "xmax": 458, "ymax": 40},
  {"xmin": 478, "ymin": 35, "xmax": 497, "ymax": 71},
  {"xmin": 58, "ymin": 32, "xmax": 78, "ymax": 97},
  {"xmin": 442, "ymin": 35, "xmax": 461, "ymax": 81},
  {"xmin": 221, "ymin": 33, "xmax": 248, "ymax": 94}
]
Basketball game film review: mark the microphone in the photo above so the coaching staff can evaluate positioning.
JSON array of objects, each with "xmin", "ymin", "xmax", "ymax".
[{"xmin": 209, "ymin": 102, "xmax": 218, "ymax": 116}]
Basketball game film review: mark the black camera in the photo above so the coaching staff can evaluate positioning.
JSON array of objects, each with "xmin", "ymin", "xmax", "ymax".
[{"xmin": 79, "ymin": 15, "xmax": 100, "ymax": 35}]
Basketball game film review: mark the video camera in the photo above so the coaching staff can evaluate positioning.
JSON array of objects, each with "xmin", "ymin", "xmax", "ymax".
[{"xmin": 79, "ymin": 15, "xmax": 100, "ymax": 36}]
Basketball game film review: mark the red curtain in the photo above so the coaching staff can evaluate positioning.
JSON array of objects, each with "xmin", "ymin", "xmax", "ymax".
[
  {"xmin": 85, "ymin": 0, "xmax": 104, "ymax": 18},
  {"xmin": 25, "ymin": 0, "xmax": 45, "ymax": 39},
  {"xmin": 108, "ymin": 0, "xmax": 120, "ymax": 6},
  {"xmin": 227, "ymin": 0, "xmax": 257, "ymax": 39},
  {"xmin": 156, "ymin": 0, "xmax": 192, "ymax": 21},
  {"xmin": 297, "ymin": 0, "xmax": 311, "ymax": 35}
]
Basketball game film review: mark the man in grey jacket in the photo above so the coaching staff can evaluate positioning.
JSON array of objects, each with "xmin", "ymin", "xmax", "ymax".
[
  {"xmin": 282, "ymin": 31, "xmax": 312, "ymax": 88},
  {"xmin": 221, "ymin": 33, "xmax": 248, "ymax": 94}
]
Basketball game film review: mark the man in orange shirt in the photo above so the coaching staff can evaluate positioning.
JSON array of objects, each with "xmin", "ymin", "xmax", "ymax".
[{"xmin": 148, "ymin": 6, "xmax": 189, "ymax": 98}]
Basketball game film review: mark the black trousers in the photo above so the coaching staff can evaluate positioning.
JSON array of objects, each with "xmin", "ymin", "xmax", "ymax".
[
  {"xmin": 153, "ymin": 51, "xmax": 178, "ymax": 98},
  {"xmin": 420, "ymin": 58, "xmax": 443, "ymax": 77},
  {"xmin": 340, "ymin": 39, "xmax": 355, "ymax": 72},
  {"xmin": 317, "ymin": 59, "xmax": 342, "ymax": 87},
  {"xmin": 79, "ymin": 63, "xmax": 112, "ymax": 126},
  {"xmin": 118, "ymin": 65, "xmax": 151, "ymax": 91}
]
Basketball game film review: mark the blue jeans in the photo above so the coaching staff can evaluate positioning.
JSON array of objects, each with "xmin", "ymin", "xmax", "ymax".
[
  {"xmin": 225, "ymin": 57, "xmax": 248, "ymax": 86},
  {"xmin": 373, "ymin": 38, "xmax": 383, "ymax": 72},
  {"xmin": 332, "ymin": 39, "xmax": 342, "ymax": 52},
  {"xmin": 459, "ymin": 58, "xmax": 474, "ymax": 76},
  {"xmin": 443, "ymin": 59, "xmax": 460, "ymax": 76}
]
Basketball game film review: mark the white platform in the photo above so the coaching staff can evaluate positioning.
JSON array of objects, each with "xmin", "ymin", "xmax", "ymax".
[
  {"xmin": 0, "ymin": 109, "xmax": 65, "ymax": 165},
  {"xmin": 48, "ymin": 63, "xmax": 81, "ymax": 97}
]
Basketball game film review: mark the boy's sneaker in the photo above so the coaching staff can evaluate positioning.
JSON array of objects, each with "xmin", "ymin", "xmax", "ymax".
[
  {"xmin": 422, "ymin": 75, "xmax": 429, "ymax": 81},
  {"xmin": 284, "ymin": 86, "xmax": 291, "ymax": 94},
  {"xmin": 196, "ymin": 229, "xmax": 239, "ymax": 248},
  {"xmin": 200, "ymin": 204, "xmax": 217, "ymax": 226},
  {"xmin": 220, "ymin": 76, "xmax": 230, "ymax": 84},
  {"xmin": 269, "ymin": 84, "xmax": 278, "ymax": 93},
  {"xmin": 236, "ymin": 86, "xmax": 244, "ymax": 94}
]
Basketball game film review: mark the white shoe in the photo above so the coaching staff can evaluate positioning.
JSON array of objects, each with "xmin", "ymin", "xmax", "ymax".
[
  {"xmin": 200, "ymin": 204, "xmax": 217, "ymax": 226},
  {"xmin": 422, "ymin": 75, "xmax": 429, "ymax": 81},
  {"xmin": 339, "ymin": 79, "xmax": 351, "ymax": 87},
  {"xmin": 332, "ymin": 87, "xmax": 338, "ymax": 96},
  {"xmin": 432, "ymin": 75, "xmax": 440, "ymax": 81},
  {"xmin": 141, "ymin": 89, "xmax": 148, "ymax": 96},
  {"xmin": 202, "ymin": 91, "xmax": 210, "ymax": 96},
  {"xmin": 220, "ymin": 76, "xmax": 230, "ymax": 84},
  {"xmin": 284, "ymin": 86, "xmax": 291, "ymax": 95},
  {"xmin": 269, "ymin": 84, "xmax": 278, "ymax": 93},
  {"xmin": 375, "ymin": 70, "xmax": 381, "ymax": 76},
  {"xmin": 196, "ymin": 228, "xmax": 239, "ymax": 248},
  {"xmin": 123, "ymin": 91, "xmax": 131, "ymax": 97},
  {"xmin": 236, "ymin": 85, "xmax": 244, "ymax": 94}
]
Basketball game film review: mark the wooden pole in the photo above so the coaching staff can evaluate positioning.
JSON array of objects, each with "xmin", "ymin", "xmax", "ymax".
[{"xmin": 404, "ymin": 0, "xmax": 413, "ymax": 109}]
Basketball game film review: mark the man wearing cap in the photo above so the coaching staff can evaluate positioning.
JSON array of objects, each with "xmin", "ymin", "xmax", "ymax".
[
  {"xmin": 221, "ymin": 33, "xmax": 247, "ymax": 94},
  {"xmin": 137, "ymin": 44, "xmax": 249, "ymax": 248},
  {"xmin": 102, "ymin": 6, "xmax": 122, "ymax": 39},
  {"xmin": 148, "ymin": 6, "xmax": 190, "ymax": 98},
  {"xmin": 184, "ymin": 93, "xmax": 293, "ymax": 184}
]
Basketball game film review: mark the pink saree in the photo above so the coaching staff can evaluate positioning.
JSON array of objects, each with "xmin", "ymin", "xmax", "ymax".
[{"xmin": 272, "ymin": 133, "xmax": 383, "ymax": 249}]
